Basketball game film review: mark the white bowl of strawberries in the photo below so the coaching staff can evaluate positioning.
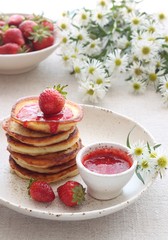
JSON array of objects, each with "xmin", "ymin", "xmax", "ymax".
[{"xmin": 0, "ymin": 13, "xmax": 59, "ymax": 74}]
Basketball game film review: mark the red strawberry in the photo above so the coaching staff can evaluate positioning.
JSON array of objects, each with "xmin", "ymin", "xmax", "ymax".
[
  {"xmin": 32, "ymin": 35, "xmax": 54, "ymax": 50},
  {"xmin": 19, "ymin": 20, "xmax": 37, "ymax": 38},
  {"xmin": 28, "ymin": 179, "xmax": 55, "ymax": 203},
  {"xmin": 0, "ymin": 30, "xmax": 4, "ymax": 45},
  {"xmin": 0, "ymin": 20, "xmax": 5, "ymax": 27},
  {"xmin": 0, "ymin": 43, "xmax": 21, "ymax": 54},
  {"xmin": 39, "ymin": 85, "xmax": 67, "ymax": 115},
  {"xmin": 57, "ymin": 181, "xmax": 86, "ymax": 207},
  {"xmin": 41, "ymin": 20, "xmax": 54, "ymax": 31},
  {"xmin": 3, "ymin": 28, "xmax": 25, "ymax": 46},
  {"xmin": 8, "ymin": 14, "xmax": 25, "ymax": 27}
]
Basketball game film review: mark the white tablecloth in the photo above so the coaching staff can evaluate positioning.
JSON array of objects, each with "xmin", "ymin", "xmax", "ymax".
[{"xmin": 0, "ymin": 1, "xmax": 168, "ymax": 240}]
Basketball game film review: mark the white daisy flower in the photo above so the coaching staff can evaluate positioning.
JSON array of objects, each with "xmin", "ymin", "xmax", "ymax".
[
  {"xmin": 128, "ymin": 61, "xmax": 146, "ymax": 80},
  {"xmin": 57, "ymin": 17, "xmax": 71, "ymax": 32},
  {"xmin": 155, "ymin": 151, "xmax": 168, "ymax": 178},
  {"xmin": 79, "ymin": 81, "xmax": 107, "ymax": 103},
  {"xmin": 83, "ymin": 59, "xmax": 106, "ymax": 78},
  {"xmin": 72, "ymin": 58, "xmax": 84, "ymax": 79},
  {"xmin": 137, "ymin": 155, "xmax": 157, "ymax": 182},
  {"xmin": 132, "ymin": 39, "xmax": 159, "ymax": 61},
  {"xmin": 159, "ymin": 75, "xmax": 168, "ymax": 93},
  {"xmin": 128, "ymin": 140, "xmax": 148, "ymax": 159},
  {"xmin": 84, "ymin": 39, "xmax": 102, "ymax": 56},
  {"xmin": 92, "ymin": 9, "xmax": 109, "ymax": 27},
  {"xmin": 71, "ymin": 27, "xmax": 90, "ymax": 44},
  {"xmin": 155, "ymin": 12, "xmax": 167, "ymax": 24},
  {"xmin": 58, "ymin": 31, "xmax": 70, "ymax": 45},
  {"xmin": 115, "ymin": 35, "xmax": 130, "ymax": 50},
  {"xmin": 96, "ymin": 0, "xmax": 112, "ymax": 9},
  {"xmin": 90, "ymin": 71, "xmax": 111, "ymax": 88},
  {"xmin": 145, "ymin": 66, "xmax": 164, "ymax": 86},
  {"xmin": 129, "ymin": 78, "xmax": 146, "ymax": 94},
  {"xmin": 73, "ymin": 9, "xmax": 91, "ymax": 27},
  {"xmin": 106, "ymin": 49, "xmax": 128, "ymax": 74},
  {"xmin": 127, "ymin": 12, "xmax": 147, "ymax": 30}
]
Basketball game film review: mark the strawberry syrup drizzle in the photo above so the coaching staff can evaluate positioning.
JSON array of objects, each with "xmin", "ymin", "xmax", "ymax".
[{"xmin": 16, "ymin": 103, "xmax": 73, "ymax": 133}]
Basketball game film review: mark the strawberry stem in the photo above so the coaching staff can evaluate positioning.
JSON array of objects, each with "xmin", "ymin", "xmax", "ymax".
[{"xmin": 53, "ymin": 84, "xmax": 68, "ymax": 98}]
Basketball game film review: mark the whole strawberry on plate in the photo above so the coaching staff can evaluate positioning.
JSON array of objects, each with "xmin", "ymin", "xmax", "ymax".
[
  {"xmin": 39, "ymin": 84, "xmax": 67, "ymax": 115},
  {"xmin": 57, "ymin": 181, "xmax": 86, "ymax": 207},
  {"xmin": 28, "ymin": 179, "xmax": 55, "ymax": 203}
]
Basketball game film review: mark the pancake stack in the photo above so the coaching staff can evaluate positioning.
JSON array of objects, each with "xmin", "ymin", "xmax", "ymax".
[{"xmin": 3, "ymin": 96, "xmax": 83, "ymax": 183}]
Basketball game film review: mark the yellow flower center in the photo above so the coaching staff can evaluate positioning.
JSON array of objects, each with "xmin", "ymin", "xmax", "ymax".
[
  {"xmin": 96, "ymin": 78, "xmax": 103, "ymax": 84},
  {"xmin": 62, "ymin": 37, "xmax": 67, "ymax": 44},
  {"xmin": 142, "ymin": 46, "xmax": 150, "ymax": 55},
  {"xmin": 63, "ymin": 55, "xmax": 69, "ymax": 61},
  {"xmin": 148, "ymin": 26, "xmax": 155, "ymax": 33},
  {"xmin": 132, "ymin": 18, "xmax": 140, "ymax": 25},
  {"xmin": 157, "ymin": 156, "xmax": 168, "ymax": 168},
  {"xmin": 89, "ymin": 67, "xmax": 95, "ymax": 74},
  {"xmin": 150, "ymin": 152, "xmax": 157, "ymax": 158},
  {"xmin": 74, "ymin": 66, "xmax": 81, "ymax": 73},
  {"xmin": 90, "ymin": 43, "xmax": 96, "ymax": 48},
  {"xmin": 133, "ymin": 82, "xmax": 141, "ymax": 90},
  {"xmin": 81, "ymin": 13, "xmax": 87, "ymax": 20},
  {"xmin": 97, "ymin": 13, "xmax": 103, "ymax": 20},
  {"xmin": 135, "ymin": 68, "xmax": 142, "ymax": 76},
  {"xmin": 135, "ymin": 148, "xmax": 143, "ymax": 156},
  {"xmin": 77, "ymin": 34, "xmax": 83, "ymax": 41},
  {"xmin": 115, "ymin": 58, "xmax": 122, "ymax": 66},
  {"xmin": 141, "ymin": 160, "xmax": 149, "ymax": 169},
  {"xmin": 149, "ymin": 73, "xmax": 157, "ymax": 82},
  {"xmin": 159, "ymin": 13, "xmax": 166, "ymax": 20},
  {"xmin": 100, "ymin": 0, "xmax": 106, "ymax": 6},
  {"xmin": 87, "ymin": 89, "xmax": 94, "ymax": 95},
  {"xmin": 61, "ymin": 23, "xmax": 67, "ymax": 30},
  {"xmin": 127, "ymin": 7, "xmax": 133, "ymax": 13}
]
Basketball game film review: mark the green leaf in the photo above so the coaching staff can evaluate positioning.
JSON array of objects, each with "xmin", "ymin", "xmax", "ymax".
[
  {"xmin": 126, "ymin": 125, "xmax": 136, "ymax": 148},
  {"xmin": 135, "ymin": 166, "xmax": 145, "ymax": 184},
  {"xmin": 153, "ymin": 143, "xmax": 162, "ymax": 150},
  {"xmin": 147, "ymin": 142, "xmax": 151, "ymax": 153}
]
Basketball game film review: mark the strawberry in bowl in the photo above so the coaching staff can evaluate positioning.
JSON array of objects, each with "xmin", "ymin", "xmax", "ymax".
[{"xmin": 0, "ymin": 13, "xmax": 59, "ymax": 74}]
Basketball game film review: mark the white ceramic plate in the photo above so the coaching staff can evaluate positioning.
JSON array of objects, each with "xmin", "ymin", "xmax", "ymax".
[{"xmin": 0, "ymin": 105, "xmax": 155, "ymax": 221}]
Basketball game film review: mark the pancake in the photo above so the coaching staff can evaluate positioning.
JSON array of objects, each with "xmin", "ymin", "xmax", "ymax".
[
  {"xmin": 9, "ymin": 140, "xmax": 82, "ymax": 168},
  {"xmin": 9, "ymin": 157, "xmax": 79, "ymax": 183},
  {"xmin": 7, "ymin": 128, "xmax": 80, "ymax": 156},
  {"xmin": 11, "ymin": 97, "xmax": 83, "ymax": 134},
  {"xmin": 10, "ymin": 155, "xmax": 77, "ymax": 173},
  {"xmin": 3, "ymin": 118, "xmax": 75, "ymax": 146},
  {"xmin": 3, "ymin": 118, "xmax": 51, "ymax": 138}
]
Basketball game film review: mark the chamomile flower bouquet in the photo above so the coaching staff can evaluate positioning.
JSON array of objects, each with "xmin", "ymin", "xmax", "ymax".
[
  {"xmin": 126, "ymin": 129, "xmax": 168, "ymax": 183},
  {"xmin": 57, "ymin": 0, "xmax": 168, "ymax": 105}
]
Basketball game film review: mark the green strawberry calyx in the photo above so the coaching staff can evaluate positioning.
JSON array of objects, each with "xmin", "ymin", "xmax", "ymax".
[
  {"xmin": 53, "ymin": 84, "xmax": 68, "ymax": 98},
  {"xmin": 72, "ymin": 184, "xmax": 86, "ymax": 205}
]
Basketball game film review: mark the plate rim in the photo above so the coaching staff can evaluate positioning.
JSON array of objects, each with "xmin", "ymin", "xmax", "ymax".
[{"xmin": 0, "ymin": 104, "xmax": 156, "ymax": 221}]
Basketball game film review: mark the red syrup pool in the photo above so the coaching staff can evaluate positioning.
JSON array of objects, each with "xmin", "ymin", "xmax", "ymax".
[
  {"xmin": 82, "ymin": 147, "xmax": 133, "ymax": 175},
  {"xmin": 16, "ymin": 103, "xmax": 73, "ymax": 122},
  {"xmin": 16, "ymin": 103, "xmax": 74, "ymax": 133}
]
